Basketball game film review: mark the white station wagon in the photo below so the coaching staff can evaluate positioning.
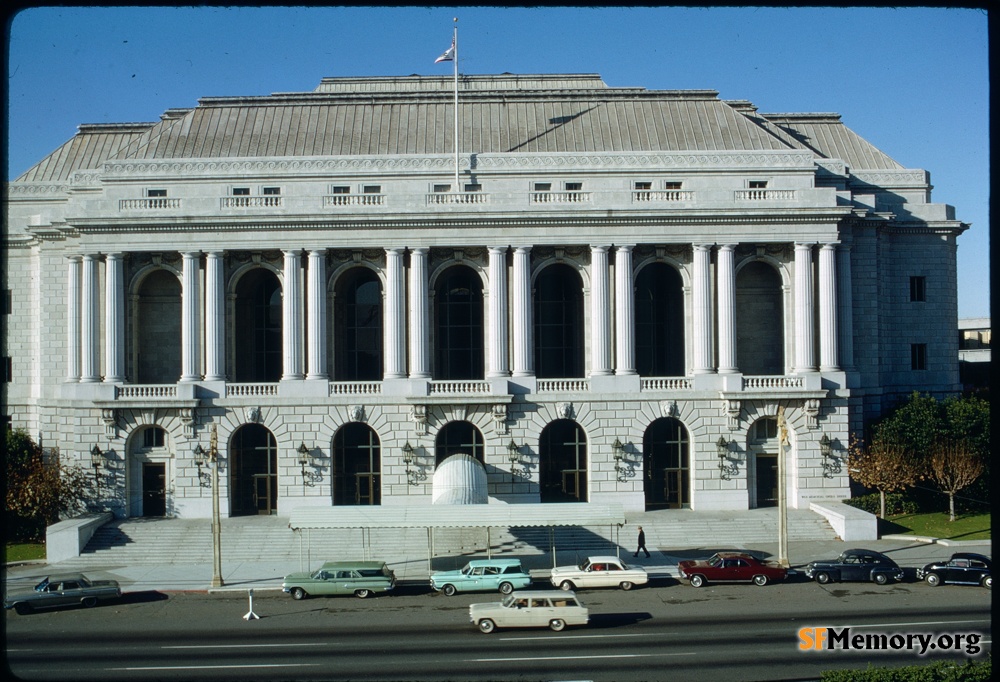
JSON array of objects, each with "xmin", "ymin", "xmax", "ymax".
[
  {"xmin": 549, "ymin": 555, "xmax": 649, "ymax": 591},
  {"xmin": 469, "ymin": 590, "xmax": 589, "ymax": 633}
]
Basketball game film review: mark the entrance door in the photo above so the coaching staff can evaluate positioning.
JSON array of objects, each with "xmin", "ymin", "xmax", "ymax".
[
  {"xmin": 142, "ymin": 463, "xmax": 166, "ymax": 516},
  {"xmin": 252, "ymin": 474, "xmax": 275, "ymax": 515},
  {"xmin": 754, "ymin": 453, "xmax": 778, "ymax": 508}
]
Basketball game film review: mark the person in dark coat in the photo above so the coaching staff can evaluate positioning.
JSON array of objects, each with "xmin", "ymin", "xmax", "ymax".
[{"xmin": 634, "ymin": 525, "xmax": 650, "ymax": 558}]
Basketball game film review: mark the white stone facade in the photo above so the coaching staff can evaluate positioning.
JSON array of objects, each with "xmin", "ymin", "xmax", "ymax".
[{"xmin": 2, "ymin": 74, "xmax": 965, "ymax": 518}]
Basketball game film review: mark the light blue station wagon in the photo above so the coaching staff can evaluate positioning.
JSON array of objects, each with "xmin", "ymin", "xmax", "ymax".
[{"xmin": 430, "ymin": 558, "xmax": 533, "ymax": 596}]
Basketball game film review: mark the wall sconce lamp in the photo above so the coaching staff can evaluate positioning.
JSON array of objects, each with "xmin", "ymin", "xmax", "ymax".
[
  {"xmin": 402, "ymin": 441, "xmax": 417, "ymax": 485},
  {"xmin": 508, "ymin": 440, "xmax": 525, "ymax": 479},
  {"xmin": 716, "ymin": 436, "xmax": 737, "ymax": 480},
  {"xmin": 612, "ymin": 438, "xmax": 627, "ymax": 482},
  {"xmin": 297, "ymin": 442, "xmax": 319, "ymax": 487},
  {"xmin": 819, "ymin": 433, "xmax": 840, "ymax": 478},
  {"xmin": 90, "ymin": 444, "xmax": 104, "ymax": 486}
]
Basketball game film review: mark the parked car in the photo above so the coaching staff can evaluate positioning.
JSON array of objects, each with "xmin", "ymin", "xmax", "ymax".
[
  {"xmin": 469, "ymin": 590, "xmax": 589, "ymax": 633},
  {"xmin": 804, "ymin": 548, "xmax": 904, "ymax": 585},
  {"xmin": 679, "ymin": 552, "xmax": 787, "ymax": 587},
  {"xmin": 3, "ymin": 573, "xmax": 121, "ymax": 615},
  {"xmin": 430, "ymin": 558, "xmax": 533, "ymax": 596},
  {"xmin": 917, "ymin": 553, "xmax": 991, "ymax": 589},
  {"xmin": 549, "ymin": 555, "xmax": 648, "ymax": 591},
  {"xmin": 282, "ymin": 561, "xmax": 396, "ymax": 599}
]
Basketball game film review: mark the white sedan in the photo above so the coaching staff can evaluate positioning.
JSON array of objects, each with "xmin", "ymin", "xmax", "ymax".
[{"xmin": 549, "ymin": 555, "xmax": 649, "ymax": 591}]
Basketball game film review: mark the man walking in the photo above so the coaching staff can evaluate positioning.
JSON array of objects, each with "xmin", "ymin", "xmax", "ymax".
[{"xmin": 634, "ymin": 525, "xmax": 650, "ymax": 558}]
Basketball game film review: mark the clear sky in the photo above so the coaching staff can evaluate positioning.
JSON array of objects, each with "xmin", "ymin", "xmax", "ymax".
[{"xmin": 5, "ymin": 5, "xmax": 989, "ymax": 318}]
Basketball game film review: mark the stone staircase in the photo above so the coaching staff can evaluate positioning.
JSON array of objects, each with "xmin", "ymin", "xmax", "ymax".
[{"xmin": 56, "ymin": 507, "xmax": 837, "ymax": 570}]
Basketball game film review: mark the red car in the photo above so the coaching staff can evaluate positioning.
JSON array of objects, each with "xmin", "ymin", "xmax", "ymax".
[{"xmin": 679, "ymin": 552, "xmax": 787, "ymax": 587}]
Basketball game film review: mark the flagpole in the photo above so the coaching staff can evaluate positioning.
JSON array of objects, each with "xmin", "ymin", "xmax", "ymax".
[{"xmin": 452, "ymin": 18, "xmax": 459, "ymax": 191}]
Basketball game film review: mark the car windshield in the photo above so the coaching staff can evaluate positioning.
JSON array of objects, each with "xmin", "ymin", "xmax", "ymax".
[
  {"xmin": 34, "ymin": 579, "xmax": 50, "ymax": 592},
  {"xmin": 501, "ymin": 594, "xmax": 516, "ymax": 608},
  {"xmin": 460, "ymin": 564, "xmax": 473, "ymax": 576},
  {"xmin": 709, "ymin": 554, "xmax": 724, "ymax": 568}
]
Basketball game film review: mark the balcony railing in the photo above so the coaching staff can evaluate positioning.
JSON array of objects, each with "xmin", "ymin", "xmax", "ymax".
[
  {"xmin": 226, "ymin": 383, "xmax": 279, "ymax": 397},
  {"xmin": 323, "ymin": 194, "xmax": 385, "ymax": 207},
  {"xmin": 530, "ymin": 191, "xmax": 592, "ymax": 204},
  {"xmin": 426, "ymin": 192, "xmax": 489, "ymax": 205},
  {"xmin": 640, "ymin": 378, "xmax": 693, "ymax": 391},
  {"xmin": 734, "ymin": 189, "xmax": 796, "ymax": 201},
  {"xmin": 330, "ymin": 382, "xmax": 382, "ymax": 395},
  {"xmin": 119, "ymin": 198, "xmax": 182, "ymax": 211},
  {"xmin": 115, "ymin": 385, "xmax": 178, "ymax": 399},
  {"xmin": 429, "ymin": 380, "xmax": 492, "ymax": 395},
  {"xmin": 221, "ymin": 196, "xmax": 284, "ymax": 209},
  {"xmin": 742, "ymin": 376, "xmax": 804, "ymax": 390},
  {"xmin": 631, "ymin": 190, "xmax": 695, "ymax": 203},
  {"xmin": 537, "ymin": 379, "xmax": 590, "ymax": 392}
]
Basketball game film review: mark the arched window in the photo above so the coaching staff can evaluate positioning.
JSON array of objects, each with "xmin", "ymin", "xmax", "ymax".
[
  {"xmin": 135, "ymin": 269, "xmax": 181, "ymax": 384},
  {"xmin": 642, "ymin": 418, "xmax": 690, "ymax": 509},
  {"xmin": 334, "ymin": 268, "xmax": 383, "ymax": 381},
  {"xmin": 434, "ymin": 266, "xmax": 484, "ymax": 380},
  {"xmin": 534, "ymin": 264, "xmax": 584, "ymax": 378},
  {"xmin": 539, "ymin": 420, "xmax": 588, "ymax": 502},
  {"xmin": 435, "ymin": 421, "xmax": 484, "ymax": 466},
  {"xmin": 233, "ymin": 269, "xmax": 282, "ymax": 382},
  {"xmin": 332, "ymin": 423, "xmax": 381, "ymax": 505},
  {"xmin": 229, "ymin": 424, "xmax": 278, "ymax": 516},
  {"xmin": 736, "ymin": 262, "xmax": 784, "ymax": 375},
  {"xmin": 635, "ymin": 263, "xmax": 685, "ymax": 376}
]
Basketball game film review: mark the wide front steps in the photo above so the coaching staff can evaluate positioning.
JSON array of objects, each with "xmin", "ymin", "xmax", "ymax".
[{"xmin": 55, "ymin": 508, "xmax": 836, "ymax": 568}]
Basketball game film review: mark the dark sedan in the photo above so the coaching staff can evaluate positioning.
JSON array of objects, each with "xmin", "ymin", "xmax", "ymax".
[
  {"xmin": 917, "ymin": 553, "xmax": 991, "ymax": 589},
  {"xmin": 804, "ymin": 549, "xmax": 904, "ymax": 585},
  {"xmin": 3, "ymin": 573, "xmax": 122, "ymax": 614},
  {"xmin": 679, "ymin": 552, "xmax": 788, "ymax": 587}
]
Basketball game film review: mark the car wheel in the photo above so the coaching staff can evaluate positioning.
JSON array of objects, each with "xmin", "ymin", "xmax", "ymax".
[
  {"xmin": 815, "ymin": 572, "xmax": 831, "ymax": 585},
  {"xmin": 619, "ymin": 581, "xmax": 633, "ymax": 591},
  {"xmin": 753, "ymin": 574, "xmax": 769, "ymax": 587},
  {"xmin": 498, "ymin": 582, "xmax": 514, "ymax": 595},
  {"xmin": 690, "ymin": 574, "xmax": 705, "ymax": 588},
  {"xmin": 81, "ymin": 596, "xmax": 98, "ymax": 608},
  {"xmin": 559, "ymin": 580, "xmax": 575, "ymax": 591},
  {"xmin": 549, "ymin": 618, "xmax": 566, "ymax": 632},
  {"xmin": 982, "ymin": 576, "xmax": 992, "ymax": 590},
  {"xmin": 478, "ymin": 619, "xmax": 496, "ymax": 634},
  {"xmin": 13, "ymin": 603, "xmax": 32, "ymax": 615},
  {"xmin": 291, "ymin": 587, "xmax": 307, "ymax": 600},
  {"xmin": 925, "ymin": 573, "xmax": 941, "ymax": 587},
  {"xmin": 873, "ymin": 572, "xmax": 889, "ymax": 586},
  {"xmin": 442, "ymin": 584, "xmax": 457, "ymax": 596},
  {"xmin": 354, "ymin": 589, "xmax": 371, "ymax": 599}
]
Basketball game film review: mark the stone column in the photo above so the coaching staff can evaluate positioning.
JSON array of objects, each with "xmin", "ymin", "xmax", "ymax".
[
  {"xmin": 614, "ymin": 245, "xmax": 636, "ymax": 375},
  {"xmin": 408, "ymin": 248, "xmax": 430, "ymax": 378},
  {"xmin": 717, "ymin": 244, "xmax": 738, "ymax": 373},
  {"xmin": 104, "ymin": 253, "xmax": 126, "ymax": 383},
  {"xmin": 511, "ymin": 246, "xmax": 533, "ymax": 377},
  {"xmin": 692, "ymin": 244, "xmax": 715, "ymax": 374},
  {"xmin": 204, "ymin": 251, "xmax": 226, "ymax": 381},
  {"xmin": 180, "ymin": 252, "xmax": 201, "ymax": 382},
  {"xmin": 487, "ymin": 247, "xmax": 509, "ymax": 377},
  {"xmin": 794, "ymin": 243, "xmax": 817, "ymax": 372},
  {"xmin": 281, "ymin": 249, "xmax": 304, "ymax": 381},
  {"xmin": 819, "ymin": 243, "xmax": 839, "ymax": 371},
  {"xmin": 66, "ymin": 256, "xmax": 81, "ymax": 382},
  {"xmin": 306, "ymin": 249, "xmax": 328, "ymax": 380},
  {"xmin": 81, "ymin": 254, "xmax": 101, "ymax": 382},
  {"xmin": 837, "ymin": 243, "xmax": 855, "ymax": 371},
  {"xmin": 590, "ymin": 245, "xmax": 612, "ymax": 376},
  {"xmin": 384, "ymin": 248, "xmax": 407, "ymax": 379}
]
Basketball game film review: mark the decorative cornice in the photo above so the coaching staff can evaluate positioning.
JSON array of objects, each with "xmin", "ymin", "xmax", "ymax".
[{"xmin": 851, "ymin": 170, "xmax": 928, "ymax": 187}]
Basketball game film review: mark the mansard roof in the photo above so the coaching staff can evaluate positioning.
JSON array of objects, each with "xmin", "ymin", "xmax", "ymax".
[{"xmin": 14, "ymin": 73, "xmax": 905, "ymax": 182}]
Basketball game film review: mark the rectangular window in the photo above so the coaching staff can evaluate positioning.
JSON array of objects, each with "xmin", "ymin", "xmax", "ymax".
[
  {"xmin": 910, "ymin": 276, "xmax": 926, "ymax": 302},
  {"xmin": 911, "ymin": 343, "xmax": 927, "ymax": 370},
  {"xmin": 634, "ymin": 181, "xmax": 652, "ymax": 191},
  {"xmin": 146, "ymin": 189, "xmax": 167, "ymax": 197},
  {"xmin": 565, "ymin": 182, "xmax": 583, "ymax": 191},
  {"xmin": 664, "ymin": 181, "xmax": 683, "ymax": 190},
  {"xmin": 331, "ymin": 185, "xmax": 350, "ymax": 194},
  {"xmin": 533, "ymin": 182, "xmax": 552, "ymax": 192},
  {"xmin": 262, "ymin": 186, "xmax": 281, "ymax": 195},
  {"xmin": 362, "ymin": 185, "xmax": 381, "ymax": 194},
  {"xmin": 749, "ymin": 180, "xmax": 768, "ymax": 189},
  {"xmin": 143, "ymin": 428, "xmax": 165, "ymax": 448},
  {"xmin": 232, "ymin": 187, "xmax": 250, "ymax": 196},
  {"xmin": 433, "ymin": 184, "xmax": 451, "ymax": 193},
  {"xmin": 755, "ymin": 419, "xmax": 778, "ymax": 439},
  {"xmin": 464, "ymin": 183, "xmax": 482, "ymax": 192}
]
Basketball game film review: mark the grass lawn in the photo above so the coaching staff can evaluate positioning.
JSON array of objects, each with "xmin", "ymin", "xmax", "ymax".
[
  {"xmin": 4, "ymin": 543, "xmax": 45, "ymax": 563},
  {"xmin": 880, "ymin": 511, "xmax": 991, "ymax": 541}
]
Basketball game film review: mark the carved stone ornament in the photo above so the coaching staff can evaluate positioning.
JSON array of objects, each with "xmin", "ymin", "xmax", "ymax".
[
  {"xmin": 180, "ymin": 407, "xmax": 196, "ymax": 439},
  {"xmin": 659, "ymin": 400, "xmax": 680, "ymax": 419},
  {"xmin": 349, "ymin": 405, "xmax": 366, "ymax": 422},
  {"xmin": 556, "ymin": 402, "xmax": 574, "ymax": 420},
  {"xmin": 410, "ymin": 405, "xmax": 428, "ymax": 436},
  {"xmin": 245, "ymin": 406, "xmax": 262, "ymax": 424},
  {"xmin": 804, "ymin": 399, "xmax": 821, "ymax": 429},
  {"xmin": 492, "ymin": 404, "xmax": 508, "ymax": 435},
  {"xmin": 101, "ymin": 408, "xmax": 120, "ymax": 440},
  {"xmin": 725, "ymin": 400, "xmax": 742, "ymax": 431}
]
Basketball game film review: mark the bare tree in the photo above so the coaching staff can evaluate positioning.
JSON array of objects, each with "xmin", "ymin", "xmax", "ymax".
[
  {"xmin": 928, "ymin": 441, "xmax": 984, "ymax": 522},
  {"xmin": 847, "ymin": 437, "xmax": 923, "ymax": 519}
]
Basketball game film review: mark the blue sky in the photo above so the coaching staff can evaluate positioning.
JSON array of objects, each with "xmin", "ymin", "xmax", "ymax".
[{"xmin": 5, "ymin": 5, "xmax": 989, "ymax": 318}]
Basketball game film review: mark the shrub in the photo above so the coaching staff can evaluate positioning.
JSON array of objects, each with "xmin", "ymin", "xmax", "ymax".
[
  {"xmin": 821, "ymin": 657, "xmax": 990, "ymax": 681},
  {"xmin": 844, "ymin": 492, "xmax": 919, "ymax": 517}
]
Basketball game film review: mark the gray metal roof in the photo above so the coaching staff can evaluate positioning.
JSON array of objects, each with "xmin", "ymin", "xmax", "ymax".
[
  {"xmin": 288, "ymin": 503, "xmax": 626, "ymax": 530},
  {"xmin": 13, "ymin": 74, "xmax": 906, "ymax": 182}
]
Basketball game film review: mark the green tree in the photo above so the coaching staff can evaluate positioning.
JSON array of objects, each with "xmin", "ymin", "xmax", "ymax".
[
  {"xmin": 847, "ymin": 436, "xmax": 923, "ymax": 518},
  {"xmin": 4, "ymin": 429, "xmax": 91, "ymax": 542},
  {"xmin": 927, "ymin": 440, "xmax": 984, "ymax": 521}
]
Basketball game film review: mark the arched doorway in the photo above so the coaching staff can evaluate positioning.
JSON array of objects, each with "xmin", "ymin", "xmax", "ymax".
[
  {"xmin": 128, "ymin": 426, "xmax": 170, "ymax": 517},
  {"xmin": 229, "ymin": 424, "xmax": 278, "ymax": 516},
  {"xmin": 749, "ymin": 417, "xmax": 780, "ymax": 508},
  {"xmin": 539, "ymin": 420, "xmax": 588, "ymax": 502},
  {"xmin": 435, "ymin": 421, "xmax": 485, "ymax": 466},
  {"xmin": 642, "ymin": 418, "xmax": 690, "ymax": 509},
  {"xmin": 332, "ymin": 423, "xmax": 381, "ymax": 505}
]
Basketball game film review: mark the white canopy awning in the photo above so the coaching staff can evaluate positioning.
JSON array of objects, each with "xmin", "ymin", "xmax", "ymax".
[{"xmin": 288, "ymin": 503, "xmax": 626, "ymax": 530}]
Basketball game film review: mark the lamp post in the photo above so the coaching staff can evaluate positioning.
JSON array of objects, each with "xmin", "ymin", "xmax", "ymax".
[
  {"xmin": 297, "ymin": 442, "xmax": 312, "ymax": 486},
  {"xmin": 819, "ymin": 433, "xmax": 838, "ymax": 478},
  {"xmin": 208, "ymin": 424, "xmax": 223, "ymax": 587},
  {"xmin": 507, "ymin": 440, "xmax": 522, "ymax": 480},
  {"xmin": 612, "ymin": 438, "xmax": 626, "ymax": 482},
  {"xmin": 90, "ymin": 444, "xmax": 104, "ymax": 489},
  {"xmin": 716, "ymin": 436, "xmax": 733, "ymax": 480},
  {"xmin": 402, "ymin": 441, "xmax": 415, "ymax": 485}
]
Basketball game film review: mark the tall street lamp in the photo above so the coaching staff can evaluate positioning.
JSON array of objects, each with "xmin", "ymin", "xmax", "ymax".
[{"xmin": 195, "ymin": 424, "xmax": 224, "ymax": 588}]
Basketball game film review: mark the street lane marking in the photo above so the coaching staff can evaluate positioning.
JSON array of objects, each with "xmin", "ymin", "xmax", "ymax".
[
  {"xmin": 500, "ymin": 633, "xmax": 661, "ymax": 642},
  {"xmin": 824, "ymin": 619, "xmax": 990, "ymax": 629},
  {"xmin": 112, "ymin": 664, "xmax": 320, "ymax": 671},
  {"xmin": 162, "ymin": 643, "xmax": 328, "ymax": 649},
  {"xmin": 470, "ymin": 653, "xmax": 696, "ymax": 662}
]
